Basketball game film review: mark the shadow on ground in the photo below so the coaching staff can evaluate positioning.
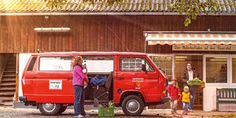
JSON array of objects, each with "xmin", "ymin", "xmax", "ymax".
[{"xmin": 26, "ymin": 112, "xmax": 169, "ymax": 118}]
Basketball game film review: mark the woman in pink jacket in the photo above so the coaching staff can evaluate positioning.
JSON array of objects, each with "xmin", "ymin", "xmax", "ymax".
[{"xmin": 72, "ymin": 56, "xmax": 87, "ymax": 118}]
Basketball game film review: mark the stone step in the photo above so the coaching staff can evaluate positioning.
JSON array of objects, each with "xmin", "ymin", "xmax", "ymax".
[
  {"xmin": 6, "ymin": 67, "xmax": 16, "ymax": 69},
  {"xmin": 4, "ymin": 71, "xmax": 16, "ymax": 74},
  {"xmin": 0, "ymin": 97, "xmax": 13, "ymax": 101},
  {"xmin": 0, "ymin": 88, "xmax": 15, "ymax": 93},
  {"xmin": 2, "ymin": 75, "xmax": 16, "ymax": 78},
  {"xmin": 1, "ymin": 78, "xmax": 16, "ymax": 82},
  {"xmin": 0, "ymin": 92, "xmax": 14, "ymax": 96},
  {"xmin": 0, "ymin": 88, "xmax": 15, "ymax": 91},
  {"xmin": 5, "ymin": 68, "xmax": 16, "ymax": 71},
  {"xmin": 6, "ymin": 62, "xmax": 15, "ymax": 65},
  {"xmin": 0, "ymin": 83, "xmax": 16, "ymax": 87},
  {"xmin": 0, "ymin": 102, "xmax": 13, "ymax": 106}
]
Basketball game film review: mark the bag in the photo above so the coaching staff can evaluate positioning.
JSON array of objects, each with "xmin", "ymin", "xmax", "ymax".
[{"xmin": 90, "ymin": 75, "xmax": 107, "ymax": 86}]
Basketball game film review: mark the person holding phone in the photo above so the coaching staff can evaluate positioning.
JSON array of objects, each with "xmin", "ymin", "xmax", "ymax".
[{"xmin": 72, "ymin": 56, "xmax": 87, "ymax": 117}]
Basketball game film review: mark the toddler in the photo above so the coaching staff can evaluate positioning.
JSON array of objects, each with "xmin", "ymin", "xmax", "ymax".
[
  {"xmin": 182, "ymin": 86, "xmax": 191, "ymax": 115},
  {"xmin": 168, "ymin": 78, "xmax": 181, "ymax": 115}
]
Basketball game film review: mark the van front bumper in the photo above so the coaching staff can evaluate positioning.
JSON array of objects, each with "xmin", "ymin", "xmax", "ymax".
[{"xmin": 19, "ymin": 96, "xmax": 27, "ymax": 103}]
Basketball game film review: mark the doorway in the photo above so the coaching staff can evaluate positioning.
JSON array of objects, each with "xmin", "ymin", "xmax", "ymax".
[{"xmin": 175, "ymin": 55, "xmax": 203, "ymax": 110}]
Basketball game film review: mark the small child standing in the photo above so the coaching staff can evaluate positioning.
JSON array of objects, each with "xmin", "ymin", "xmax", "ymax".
[
  {"xmin": 168, "ymin": 78, "xmax": 181, "ymax": 115},
  {"xmin": 182, "ymin": 86, "xmax": 191, "ymax": 115}
]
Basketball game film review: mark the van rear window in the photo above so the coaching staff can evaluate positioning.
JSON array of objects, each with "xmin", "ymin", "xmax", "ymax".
[
  {"xmin": 27, "ymin": 57, "xmax": 37, "ymax": 71},
  {"xmin": 39, "ymin": 57, "xmax": 72, "ymax": 71}
]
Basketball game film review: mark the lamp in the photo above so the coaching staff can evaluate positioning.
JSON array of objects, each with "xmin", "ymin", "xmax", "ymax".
[{"xmin": 34, "ymin": 27, "xmax": 71, "ymax": 32}]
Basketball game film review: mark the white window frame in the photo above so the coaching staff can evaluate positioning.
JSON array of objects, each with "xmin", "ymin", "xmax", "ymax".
[
  {"xmin": 230, "ymin": 55, "xmax": 236, "ymax": 86},
  {"xmin": 203, "ymin": 54, "xmax": 230, "ymax": 87}
]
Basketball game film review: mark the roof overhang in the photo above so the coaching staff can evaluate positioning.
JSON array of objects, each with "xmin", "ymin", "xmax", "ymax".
[
  {"xmin": 0, "ymin": 12, "xmax": 236, "ymax": 16},
  {"xmin": 144, "ymin": 31, "xmax": 236, "ymax": 46}
]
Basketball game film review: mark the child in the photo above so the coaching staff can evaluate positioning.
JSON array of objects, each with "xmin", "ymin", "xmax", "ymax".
[
  {"xmin": 182, "ymin": 86, "xmax": 191, "ymax": 115},
  {"xmin": 168, "ymin": 78, "xmax": 181, "ymax": 116}
]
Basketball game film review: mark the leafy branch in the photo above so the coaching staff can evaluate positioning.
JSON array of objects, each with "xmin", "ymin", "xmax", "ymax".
[{"xmin": 171, "ymin": 0, "xmax": 220, "ymax": 27}]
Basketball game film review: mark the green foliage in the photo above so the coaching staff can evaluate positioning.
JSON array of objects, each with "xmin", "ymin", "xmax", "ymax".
[
  {"xmin": 44, "ymin": 0, "xmax": 67, "ymax": 9},
  {"xmin": 171, "ymin": 0, "xmax": 220, "ymax": 27}
]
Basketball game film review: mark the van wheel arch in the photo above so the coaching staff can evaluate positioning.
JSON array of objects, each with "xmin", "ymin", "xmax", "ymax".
[
  {"xmin": 120, "ymin": 91, "xmax": 145, "ymax": 106},
  {"xmin": 38, "ymin": 103, "xmax": 62, "ymax": 115}
]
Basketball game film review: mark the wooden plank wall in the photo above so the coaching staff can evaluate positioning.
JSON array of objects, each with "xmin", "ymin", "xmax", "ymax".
[{"xmin": 0, "ymin": 15, "xmax": 236, "ymax": 53}]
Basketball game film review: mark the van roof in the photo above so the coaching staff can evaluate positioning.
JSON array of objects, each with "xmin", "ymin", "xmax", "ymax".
[{"xmin": 31, "ymin": 51, "xmax": 146, "ymax": 56}]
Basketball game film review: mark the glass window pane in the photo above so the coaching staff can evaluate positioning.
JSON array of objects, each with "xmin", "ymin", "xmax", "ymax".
[
  {"xmin": 120, "ymin": 57, "xmax": 154, "ymax": 72},
  {"xmin": 206, "ymin": 57, "xmax": 227, "ymax": 83},
  {"xmin": 27, "ymin": 57, "xmax": 37, "ymax": 71},
  {"xmin": 149, "ymin": 56, "xmax": 172, "ymax": 80},
  {"xmin": 232, "ymin": 58, "xmax": 236, "ymax": 83},
  {"xmin": 120, "ymin": 58, "xmax": 144, "ymax": 71},
  {"xmin": 40, "ymin": 57, "xmax": 72, "ymax": 71}
]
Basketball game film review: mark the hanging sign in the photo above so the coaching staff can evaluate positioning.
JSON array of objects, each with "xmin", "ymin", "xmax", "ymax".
[{"xmin": 172, "ymin": 45, "xmax": 236, "ymax": 51}]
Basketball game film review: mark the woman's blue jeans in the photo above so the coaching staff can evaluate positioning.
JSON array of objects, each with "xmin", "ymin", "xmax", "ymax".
[{"xmin": 73, "ymin": 85, "xmax": 86, "ymax": 116}]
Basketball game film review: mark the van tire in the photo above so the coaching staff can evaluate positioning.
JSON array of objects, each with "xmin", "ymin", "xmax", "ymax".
[
  {"xmin": 122, "ymin": 95, "xmax": 144, "ymax": 116},
  {"xmin": 58, "ymin": 106, "xmax": 67, "ymax": 114},
  {"xmin": 38, "ymin": 103, "xmax": 61, "ymax": 115}
]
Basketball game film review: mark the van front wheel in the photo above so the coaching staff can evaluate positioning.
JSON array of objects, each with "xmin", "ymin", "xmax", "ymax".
[
  {"xmin": 122, "ymin": 95, "xmax": 144, "ymax": 116},
  {"xmin": 39, "ymin": 103, "xmax": 61, "ymax": 115}
]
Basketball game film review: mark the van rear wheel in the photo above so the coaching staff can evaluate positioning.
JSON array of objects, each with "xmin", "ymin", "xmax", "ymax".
[
  {"xmin": 39, "ymin": 103, "xmax": 61, "ymax": 115},
  {"xmin": 122, "ymin": 95, "xmax": 144, "ymax": 116}
]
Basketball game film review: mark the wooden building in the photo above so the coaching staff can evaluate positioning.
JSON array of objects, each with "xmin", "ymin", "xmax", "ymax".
[{"xmin": 0, "ymin": 0, "xmax": 236, "ymax": 111}]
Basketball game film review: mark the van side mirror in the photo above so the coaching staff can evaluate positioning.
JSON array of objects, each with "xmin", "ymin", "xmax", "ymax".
[{"xmin": 142, "ymin": 64, "xmax": 147, "ymax": 72}]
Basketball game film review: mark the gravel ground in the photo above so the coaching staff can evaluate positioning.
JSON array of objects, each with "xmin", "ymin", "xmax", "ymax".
[{"xmin": 0, "ymin": 106, "xmax": 236, "ymax": 118}]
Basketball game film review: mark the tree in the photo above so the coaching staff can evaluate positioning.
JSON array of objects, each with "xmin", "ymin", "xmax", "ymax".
[
  {"xmin": 171, "ymin": 0, "xmax": 220, "ymax": 27},
  {"xmin": 44, "ymin": 0, "xmax": 224, "ymax": 27}
]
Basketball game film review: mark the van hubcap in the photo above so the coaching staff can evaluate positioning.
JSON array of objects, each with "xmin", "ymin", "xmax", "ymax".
[
  {"xmin": 42, "ymin": 103, "xmax": 56, "ymax": 112},
  {"xmin": 126, "ymin": 99, "xmax": 140, "ymax": 113}
]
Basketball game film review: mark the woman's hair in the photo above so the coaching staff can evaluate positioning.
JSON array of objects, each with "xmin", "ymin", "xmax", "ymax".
[{"xmin": 74, "ymin": 56, "xmax": 83, "ymax": 66}]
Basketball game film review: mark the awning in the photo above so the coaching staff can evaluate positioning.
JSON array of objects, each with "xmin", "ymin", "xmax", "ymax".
[{"xmin": 144, "ymin": 31, "xmax": 236, "ymax": 46}]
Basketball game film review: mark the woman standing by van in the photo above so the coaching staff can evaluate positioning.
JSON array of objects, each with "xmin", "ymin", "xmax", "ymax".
[{"xmin": 72, "ymin": 56, "xmax": 87, "ymax": 117}]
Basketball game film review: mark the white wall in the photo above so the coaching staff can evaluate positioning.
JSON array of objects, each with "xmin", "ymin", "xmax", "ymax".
[
  {"xmin": 18, "ymin": 53, "xmax": 31, "ymax": 97},
  {"xmin": 203, "ymin": 55, "xmax": 236, "ymax": 111}
]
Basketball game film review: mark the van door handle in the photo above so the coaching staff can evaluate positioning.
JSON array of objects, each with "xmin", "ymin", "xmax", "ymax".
[{"xmin": 68, "ymin": 78, "xmax": 72, "ymax": 80}]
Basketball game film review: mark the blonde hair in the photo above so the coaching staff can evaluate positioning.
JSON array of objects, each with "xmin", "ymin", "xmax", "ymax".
[
  {"xmin": 184, "ymin": 86, "xmax": 189, "ymax": 91},
  {"xmin": 74, "ymin": 56, "xmax": 83, "ymax": 66}
]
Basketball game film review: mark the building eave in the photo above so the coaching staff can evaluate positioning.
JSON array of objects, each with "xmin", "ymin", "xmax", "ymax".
[{"xmin": 0, "ymin": 12, "xmax": 236, "ymax": 16}]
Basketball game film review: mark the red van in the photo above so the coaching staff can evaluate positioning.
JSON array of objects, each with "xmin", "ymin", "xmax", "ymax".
[{"xmin": 19, "ymin": 52, "xmax": 168, "ymax": 116}]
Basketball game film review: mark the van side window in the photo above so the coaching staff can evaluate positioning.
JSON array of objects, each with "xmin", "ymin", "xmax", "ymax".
[
  {"xmin": 120, "ymin": 58, "xmax": 154, "ymax": 72},
  {"xmin": 83, "ymin": 56, "xmax": 114, "ymax": 73},
  {"xmin": 39, "ymin": 57, "xmax": 72, "ymax": 71},
  {"xmin": 27, "ymin": 57, "xmax": 37, "ymax": 71}
]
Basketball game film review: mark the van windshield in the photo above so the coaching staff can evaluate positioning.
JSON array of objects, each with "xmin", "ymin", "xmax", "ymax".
[{"xmin": 147, "ymin": 56, "xmax": 167, "ymax": 78}]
